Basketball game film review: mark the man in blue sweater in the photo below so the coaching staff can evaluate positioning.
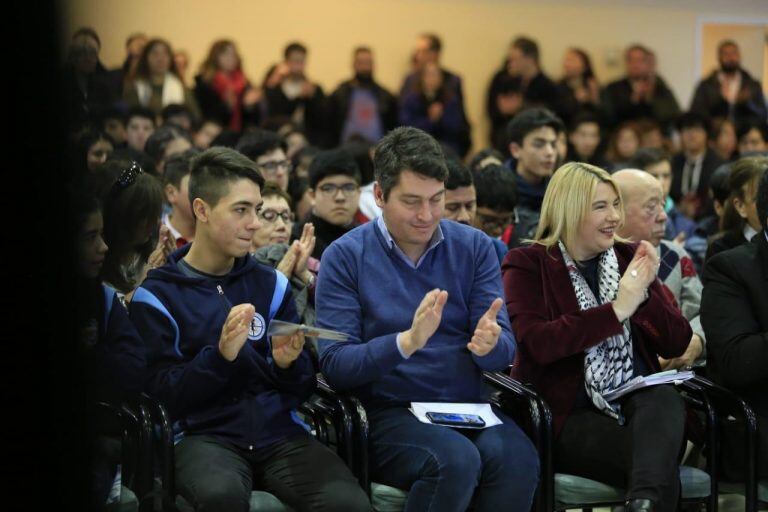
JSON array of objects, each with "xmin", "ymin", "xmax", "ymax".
[
  {"xmin": 316, "ymin": 127, "xmax": 539, "ymax": 511},
  {"xmin": 129, "ymin": 147, "xmax": 371, "ymax": 512}
]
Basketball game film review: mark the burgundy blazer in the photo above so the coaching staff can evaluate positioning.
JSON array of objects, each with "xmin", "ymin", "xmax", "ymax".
[{"xmin": 501, "ymin": 242, "xmax": 691, "ymax": 436}]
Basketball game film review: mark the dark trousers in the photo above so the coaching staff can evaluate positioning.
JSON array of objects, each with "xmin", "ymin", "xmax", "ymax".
[
  {"xmin": 174, "ymin": 433, "xmax": 372, "ymax": 512},
  {"xmin": 368, "ymin": 406, "xmax": 539, "ymax": 512},
  {"xmin": 554, "ymin": 385, "xmax": 686, "ymax": 511},
  {"xmin": 90, "ymin": 435, "xmax": 122, "ymax": 511}
]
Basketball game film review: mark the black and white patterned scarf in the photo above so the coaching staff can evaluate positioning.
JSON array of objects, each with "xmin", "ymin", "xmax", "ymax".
[{"xmin": 558, "ymin": 241, "xmax": 634, "ymax": 422}]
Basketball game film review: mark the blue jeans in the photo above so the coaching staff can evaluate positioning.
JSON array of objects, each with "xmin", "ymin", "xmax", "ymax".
[{"xmin": 368, "ymin": 406, "xmax": 539, "ymax": 512}]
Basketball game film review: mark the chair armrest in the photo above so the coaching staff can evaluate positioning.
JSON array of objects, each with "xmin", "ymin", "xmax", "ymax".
[
  {"xmin": 483, "ymin": 371, "xmax": 554, "ymax": 512},
  {"xmin": 316, "ymin": 374, "xmax": 370, "ymax": 495}
]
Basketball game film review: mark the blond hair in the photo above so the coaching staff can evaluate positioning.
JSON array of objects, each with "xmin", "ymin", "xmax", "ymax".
[{"xmin": 530, "ymin": 162, "xmax": 625, "ymax": 252}]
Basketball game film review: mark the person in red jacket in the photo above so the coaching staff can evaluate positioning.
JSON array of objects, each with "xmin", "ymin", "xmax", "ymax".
[{"xmin": 502, "ymin": 161, "xmax": 691, "ymax": 512}]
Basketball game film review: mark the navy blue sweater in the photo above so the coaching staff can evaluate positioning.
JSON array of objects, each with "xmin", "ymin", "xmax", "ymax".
[
  {"xmin": 316, "ymin": 219, "xmax": 516, "ymax": 407},
  {"xmin": 128, "ymin": 245, "xmax": 316, "ymax": 449}
]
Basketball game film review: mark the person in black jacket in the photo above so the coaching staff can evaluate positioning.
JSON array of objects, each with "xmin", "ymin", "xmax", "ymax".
[
  {"xmin": 690, "ymin": 40, "xmax": 767, "ymax": 127},
  {"xmin": 263, "ymin": 42, "xmax": 326, "ymax": 147},
  {"xmin": 327, "ymin": 46, "xmax": 397, "ymax": 147},
  {"xmin": 701, "ymin": 169, "xmax": 768, "ymax": 480},
  {"xmin": 601, "ymin": 45, "xmax": 680, "ymax": 133},
  {"xmin": 62, "ymin": 28, "xmax": 115, "ymax": 134},
  {"xmin": 486, "ymin": 36, "xmax": 561, "ymax": 152}
]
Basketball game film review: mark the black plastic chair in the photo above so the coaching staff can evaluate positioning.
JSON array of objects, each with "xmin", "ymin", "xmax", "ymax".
[
  {"xmin": 139, "ymin": 379, "xmax": 359, "ymax": 512},
  {"xmin": 490, "ymin": 375, "xmax": 718, "ymax": 512},
  {"xmin": 687, "ymin": 375, "xmax": 767, "ymax": 511}
]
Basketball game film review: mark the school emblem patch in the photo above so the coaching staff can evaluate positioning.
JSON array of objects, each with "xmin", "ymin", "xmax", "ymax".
[{"xmin": 248, "ymin": 312, "xmax": 266, "ymax": 341}]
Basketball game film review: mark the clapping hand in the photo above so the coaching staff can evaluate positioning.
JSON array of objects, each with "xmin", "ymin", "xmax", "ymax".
[
  {"xmin": 467, "ymin": 298, "xmax": 504, "ymax": 356},
  {"xmin": 218, "ymin": 303, "xmax": 256, "ymax": 362},
  {"xmin": 400, "ymin": 289, "xmax": 449, "ymax": 357}
]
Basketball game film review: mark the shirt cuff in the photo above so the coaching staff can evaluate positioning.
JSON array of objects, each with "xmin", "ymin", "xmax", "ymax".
[{"xmin": 395, "ymin": 332, "xmax": 410, "ymax": 359}]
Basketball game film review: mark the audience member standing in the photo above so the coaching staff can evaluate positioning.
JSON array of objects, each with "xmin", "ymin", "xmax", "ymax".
[
  {"xmin": 601, "ymin": 44, "xmax": 680, "ymax": 133},
  {"xmin": 502, "ymin": 162, "xmax": 691, "ymax": 511},
  {"xmin": 194, "ymin": 39, "xmax": 263, "ymax": 132},
  {"xmin": 63, "ymin": 28, "xmax": 114, "ymax": 133},
  {"xmin": 399, "ymin": 61, "xmax": 471, "ymax": 158},
  {"xmin": 691, "ymin": 40, "xmax": 767, "ymax": 127},
  {"xmin": 263, "ymin": 42, "xmax": 326, "ymax": 147},
  {"xmin": 487, "ymin": 37, "xmax": 561, "ymax": 151},
  {"xmin": 399, "ymin": 33, "xmax": 464, "ymax": 107},
  {"xmin": 557, "ymin": 47, "xmax": 601, "ymax": 128},
  {"xmin": 106, "ymin": 32, "xmax": 147, "ymax": 100},
  {"xmin": 123, "ymin": 38, "xmax": 201, "ymax": 124},
  {"xmin": 327, "ymin": 46, "xmax": 398, "ymax": 147}
]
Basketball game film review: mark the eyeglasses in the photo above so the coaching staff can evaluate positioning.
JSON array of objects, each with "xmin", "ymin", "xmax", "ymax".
[
  {"xmin": 258, "ymin": 209, "xmax": 294, "ymax": 224},
  {"xmin": 318, "ymin": 183, "xmax": 358, "ymax": 196},
  {"xmin": 257, "ymin": 160, "xmax": 293, "ymax": 176},
  {"xmin": 110, "ymin": 162, "xmax": 143, "ymax": 195}
]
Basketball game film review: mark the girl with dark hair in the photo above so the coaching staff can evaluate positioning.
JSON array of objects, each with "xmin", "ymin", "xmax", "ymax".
[
  {"xmin": 70, "ymin": 128, "xmax": 115, "ymax": 177},
  {"xmin": 193, "ymin": 39, "xmax": 263, "ymax": 132},
  {"xmin": 706, "ymin": 156, "xmax": 768, "ymax": 262},
  {"xmin": 399, "ymin": 61, "xmax": 471, "ymax": 157},
  {"xmin": 96, "ymin": 160, "xmax": 174, "ymax": 300},
  {"xmin": 70, "ymin": 186, "xmax": 146, "ymax": 509},
  {"xmin": 123, "ymin": 38, "xmax": 201, "ymax": 122},
  {"xmin": 557, "ymin": 47, "xmax": 601, "ymax": 126}
]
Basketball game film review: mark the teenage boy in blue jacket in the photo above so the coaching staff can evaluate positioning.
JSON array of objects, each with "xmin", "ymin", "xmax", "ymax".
[
  {"xmin": 316, "ymin": 127, "xmax": 539, "ymax": 512},
  {"xmin": 129, "ymin": 147, "xmax": 371, "ymax": 512}
]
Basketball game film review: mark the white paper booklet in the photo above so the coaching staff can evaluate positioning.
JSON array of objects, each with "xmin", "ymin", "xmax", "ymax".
[
  {"xmin": 266, "ymin": 320, "xmax": 349, "ymax": 341},
  {"xmin": 410, "ymin": 402, "xmax": 503, "ymax": 429},
  {"xmin": 603, "ymin": 369, "xmax": 695, "ymax": 402}
]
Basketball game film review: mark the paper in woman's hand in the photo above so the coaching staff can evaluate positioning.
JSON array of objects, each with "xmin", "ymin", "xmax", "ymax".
[{"xmin": 267, "ymin": 320, "xmax": 349, "ymax": 342}]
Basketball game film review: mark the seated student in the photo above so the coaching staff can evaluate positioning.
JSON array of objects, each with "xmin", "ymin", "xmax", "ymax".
[
  {"xmin": 736, "ymin": 118, "xmax": 768, "ymax": 156},
  {"xmin": 700, "ymin": 169, "xmax": 768, "ymax": 482},
  {"xmin": 192, "ymin": 119, "xmax": 223, "ymax": 150},
  {"xmin": 236, "ymin": 128, "xmax": 290, "ymax": 192},
  {"xmin": 291, "ymin": 148, "xmax": 361, "ymax": 260},
  {"xmin": 317, "ymin": 127, "xmax": 539, "ymax": 512},
  {"xmin": 144, "ymin": 124, "xmax": 193, "ymax": 175},
  {"xmin": 708, "ymin": 117, "xmax": 737, "ymax": 162},
  {"xmin": 473, "ymin": 164, "xmax": 517, "ymax": 252},
  {"xmin": 128, "ymin": 147, "xmax": 371, "ymax": 512},
  {"xmin": 605, "ymin": 121, "xmax": 641, "ymax": 171},
  {"xmin": 73, "ymin": 128, "xmax": 114, "ymax": 176},
  {"xmin": 101, "ymin": 106, "xmax": 128, "ymax": 148},
  {"xmin": 468, "ymin": 148, "xmax": 504, "ymax": 174},
  {"xmin": 628, "ymin": 148, "xmax": 696, "ymax": 243},
  {"xmin": 566, "ymin": 112, "xmax": 608, "ymax": 168},
  {"xmin": 504, "ymin": 107, "xmax": 564, "ymax": 248},
  {"xmin": 670, "ymin": 112, "xmax": 725, "ymax": 221},
  {"xmin": 94, "ymin": 160, "xmax": 174, "ymax": 302},
  {"xmin": 613, "ymin": 169, "xmax": 706, "ymax": 370},
  {"xmin": 70, "ymin": 188, "xmax": 146, "ymax": 509},
  {"xmin": 251, "ymin": 183, "xmax": 317, "ymax": 326},
  {"xmin": 162, "ymin": 149, "xmax": 200, "ymax": 248},
  {"xmin": 125, "ymin": 106, "xmax": 156, "ymax": 153},
  {"xmin": 161, "ymin": 103, "xmax": 194, "ymax": 132},
  {"xmin": 705, "ymin": 156, "xmax": 768, "ymax": 262},
  {"xmin": 502, "ymin": 162, "xmax": 691, "ymax": 511}
]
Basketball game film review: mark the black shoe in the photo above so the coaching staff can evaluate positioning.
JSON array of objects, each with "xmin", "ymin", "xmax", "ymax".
[{"xmin": 625, "ymin": 499, "xmax": 654, "ymax": 512}]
